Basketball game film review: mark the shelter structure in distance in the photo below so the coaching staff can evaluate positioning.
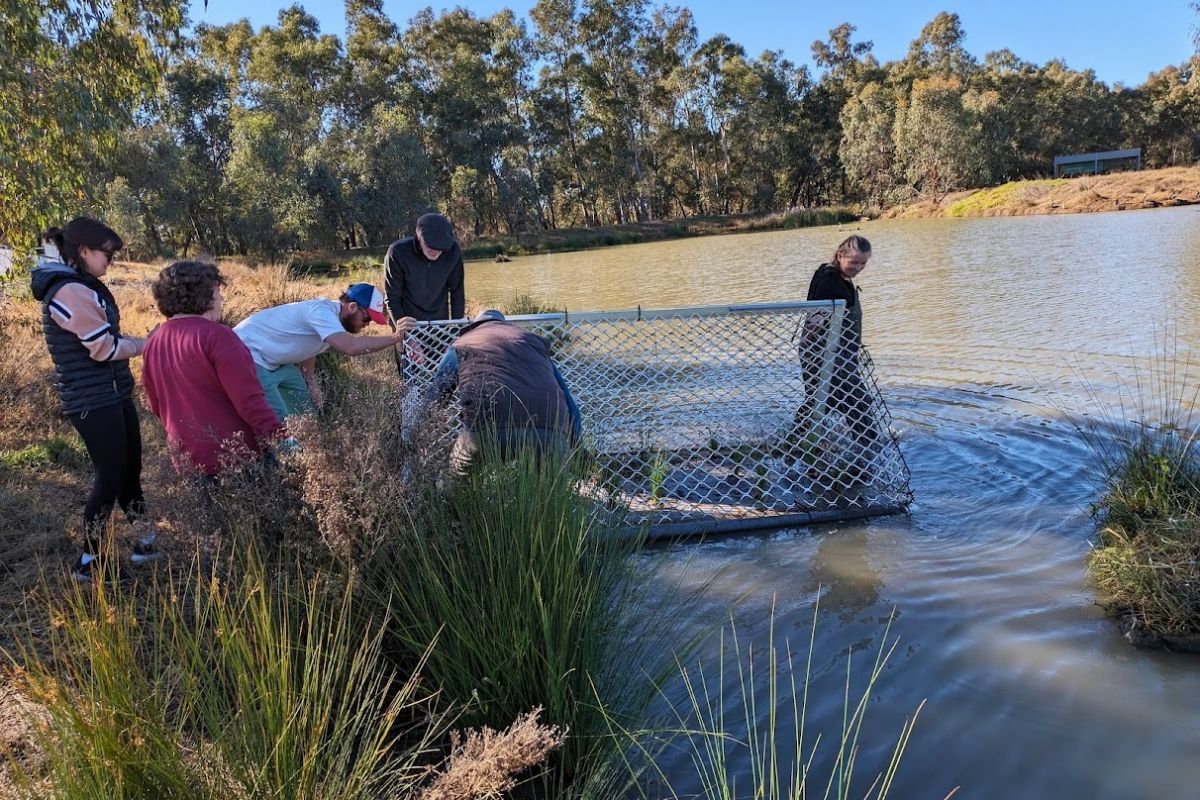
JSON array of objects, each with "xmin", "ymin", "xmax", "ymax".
[{"xmin": 1053, "ymin": 148, "xmax": 1142, "ymax": 177}]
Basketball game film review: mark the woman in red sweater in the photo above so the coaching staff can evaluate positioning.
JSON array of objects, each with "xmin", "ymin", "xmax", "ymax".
[{"xmin": 142, "ymin": 261, "xmax": 285, "ymax": 476}]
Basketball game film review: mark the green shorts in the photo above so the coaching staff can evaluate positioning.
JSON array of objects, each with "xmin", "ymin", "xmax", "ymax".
[{"xmin": 255, "ymin": 363, "xmax": 313, "ymax": 419}]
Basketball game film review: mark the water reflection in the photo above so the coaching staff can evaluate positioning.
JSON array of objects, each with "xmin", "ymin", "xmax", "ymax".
[{"xmin": 469, "ymin": 207, "xmax": 1200, "ymax": 798}]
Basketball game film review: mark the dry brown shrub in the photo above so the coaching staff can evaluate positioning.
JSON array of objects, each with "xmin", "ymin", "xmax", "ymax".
[
  {"xmin": 0, "ymin": 296, "xmax": 64, "ymax": 449},
  {"xmin": 419, "ymin": 708, "xmax": 565, "ymax": 800},
  {"xmin": 217, "ymin": 262, "xmax": 330, "ymax": 327},
  {"xmin": 288, "ymin": 360, "xmax": 452, "ymax": 564}
]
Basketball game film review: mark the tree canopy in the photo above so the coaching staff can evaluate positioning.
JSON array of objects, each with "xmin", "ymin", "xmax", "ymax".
[{"xmin": 5, "ymin": 3, "xmax": 1198, "ymax": 256}]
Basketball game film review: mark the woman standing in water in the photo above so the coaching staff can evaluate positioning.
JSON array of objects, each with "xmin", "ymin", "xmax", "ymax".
[
  {"xmin": 30, "ymin": 217, "xmax": 155, "ymax": 579},
  {"xmin": 795, "ymin": 234, "xmax": 881, "ymax": 486}
]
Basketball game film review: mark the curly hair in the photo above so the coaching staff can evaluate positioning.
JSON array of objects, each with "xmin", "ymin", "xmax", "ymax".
[{"xmin": 152, "ymin": 260, "xmax": 226, "ymax": 318}]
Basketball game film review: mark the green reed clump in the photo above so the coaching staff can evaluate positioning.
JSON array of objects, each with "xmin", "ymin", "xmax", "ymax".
[
  {"xmin": 1075, "ymin": 333, "xmax": 1200, "ymax": 643},
  {"xmin": 651, "ymin": 601, "xmax": 923, "ymax": 800},
  {"xmin": 362, "ymin": 442, "xmax": 669, "ymax": 795},
  {"xmin": 1088, "ymin": 429, "xmax": 1200, "ymax": 639},
  {"xmin": 11, "ymin": 545, "xmax": 438, "ymax": 800}
]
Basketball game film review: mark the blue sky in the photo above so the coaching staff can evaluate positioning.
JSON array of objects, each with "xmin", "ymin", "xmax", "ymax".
[{"xmin": 187, "ymin": 0, "xmax": 1197, "ymax": 87}]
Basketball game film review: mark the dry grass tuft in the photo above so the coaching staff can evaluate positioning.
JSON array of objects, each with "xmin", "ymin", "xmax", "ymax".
[{"xmin": 419, "ymin": 708, "xmax": 565, "ymax": 800}]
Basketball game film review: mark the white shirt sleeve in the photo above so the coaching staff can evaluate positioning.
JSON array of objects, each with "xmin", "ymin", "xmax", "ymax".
[{"xmin": 310, "ymin": 301, "xmax": 346, "ymax": 341}]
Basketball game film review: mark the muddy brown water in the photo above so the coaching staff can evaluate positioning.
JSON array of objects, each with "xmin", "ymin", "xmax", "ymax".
[{"xmin": 467, "ymin": 206, "xmax": 1200, "ymax": 798}]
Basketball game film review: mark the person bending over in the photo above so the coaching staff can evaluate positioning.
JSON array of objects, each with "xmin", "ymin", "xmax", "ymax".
[
  {"xmin": 428, "ymin": 309, "xmax": 581, "ymax": 476},
  {"xmin": 234, "ymin": 284, "xmax": 416, "ymax": 419}
]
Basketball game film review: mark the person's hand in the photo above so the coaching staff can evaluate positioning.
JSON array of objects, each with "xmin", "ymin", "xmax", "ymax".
[
  {"xmin": 393, "ymin": 316, "xmax": 417, "ymax": 335},
  {"xmin": 308, "ymin": 382, "xmax": 325, "ymax": 411}
]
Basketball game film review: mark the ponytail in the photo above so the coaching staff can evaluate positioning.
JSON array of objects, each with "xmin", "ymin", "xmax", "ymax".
[
  {"xmin": 831, "ymin": 234, "xmax": 871, "ymax": 267},
  {"xmin": 40, "ymin": 227, "xmax": 66, "ymax": 262},
  {"xmin": 42, "ymin": 217, "xmax": 123, "ymax": 269}
]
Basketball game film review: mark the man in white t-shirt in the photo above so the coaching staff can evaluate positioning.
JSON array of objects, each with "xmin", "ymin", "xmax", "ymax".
[{"xmin": 235, "ymin": 283, "xmax": 415, "ymax": 419}]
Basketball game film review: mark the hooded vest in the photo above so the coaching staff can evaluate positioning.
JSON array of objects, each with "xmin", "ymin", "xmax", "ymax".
[{"xmin": 31, "ymin": 263, "xmax": 134, "ymax": 415}]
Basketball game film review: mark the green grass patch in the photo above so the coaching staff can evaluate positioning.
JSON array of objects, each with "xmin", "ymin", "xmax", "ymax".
[
  {"xmin": 1087, "ymin": 429, "xmax": 1200, "ymax": 640},
  {"xmin": 0, "ymin": 436, "xmax": 86, "ymax": 472},
  {"xmin": 945, "ymin": 179, "xmax": 1065, "ymax": 217},
  {"xmin": 10, "ymin": 544, "xmax": 441, "ymax": 799}
]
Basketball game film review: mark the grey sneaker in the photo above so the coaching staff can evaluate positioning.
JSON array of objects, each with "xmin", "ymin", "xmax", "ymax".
[{"xmin": 130, "ymin": 532, "xmax": 162, "ymax": 564}]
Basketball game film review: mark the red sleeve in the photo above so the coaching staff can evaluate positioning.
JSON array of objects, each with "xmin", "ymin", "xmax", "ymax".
[
  {"xmin": 211, "ymin": 327, "xmax": 285, "ymax": 444},
  {"xmin": 142, "ymin": 344, "xmax": 162, "ymax": 417}
]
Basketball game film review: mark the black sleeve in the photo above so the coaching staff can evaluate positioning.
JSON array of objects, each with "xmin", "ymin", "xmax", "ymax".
[
  {"xmin": 806, "ymin": 265, "xmax": 843, "ymax": 302},
  {"xmin": 383, "ymin": 242, "xmax": 404, "ymax": 327},
  {"xmin": 448, "ymin": 252, "xmax": 465, "ymax": 320}
]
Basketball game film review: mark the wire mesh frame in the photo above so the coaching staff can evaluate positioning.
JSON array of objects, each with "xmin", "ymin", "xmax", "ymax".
[{"xmin": 402, "ymin": 300, "xmax": 913, "ymax": 537}]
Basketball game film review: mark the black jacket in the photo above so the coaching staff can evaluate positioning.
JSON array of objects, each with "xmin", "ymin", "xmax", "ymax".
[
  {"xmin": 382, "ymin": 236, "xmax": 466, "ymax": 322},
  {"xmin": 454, "ymin": 321, "xmax": 573, "ymax": 436},
  {"xmin": 807, "ymin": 262, "xmax": 862, "ymax": 353},
  {"xmin": 30, "ymin": 260, "xmax": 135, "ymax": 415}
]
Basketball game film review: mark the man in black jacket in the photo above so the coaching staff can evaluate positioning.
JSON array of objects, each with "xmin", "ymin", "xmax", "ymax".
[{"xmin": 382, "ymin": 212, "xmax": 466, "ymax": 324}]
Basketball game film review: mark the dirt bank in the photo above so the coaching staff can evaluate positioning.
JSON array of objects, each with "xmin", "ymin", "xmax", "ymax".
[{"xmin": 883, "ymin": 166, "xmax": 1200, "ymax": 220}]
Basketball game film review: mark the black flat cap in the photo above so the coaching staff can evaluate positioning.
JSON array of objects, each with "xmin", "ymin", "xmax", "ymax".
[{"xmin": 416, "ymin": 212, "xmax": 456, "ymax": 250}]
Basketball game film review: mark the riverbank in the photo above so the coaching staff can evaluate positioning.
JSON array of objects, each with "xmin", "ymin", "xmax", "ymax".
[
  {"xmin": 295, "ymin": 206, "xmax": 859, "ymax": 271},
  {"xmin": 883, "ymin": 166, "xmax": 1200, "ymax": 220}
]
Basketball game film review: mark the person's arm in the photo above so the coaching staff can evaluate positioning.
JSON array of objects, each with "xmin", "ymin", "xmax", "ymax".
[
  {"xmin": 48, "ymin": 283, "xmax": 144, "ymax": 361},
  {"xmin": 298, "ymin": 355, "xmax": 324, "ymax": 410},
  {"xmin": 310, "ymin": 300, "xmax": 414, "ymax": 357},
  {"xmin": 430, "ymin": 346, "xmax": 458, "ymax": 400},
  {"xmin": 212, "ymin": 330, "xmax": 285, "ymax": 444},
  {"xmin": 448, "ymin": 252, "xmax": 466, "ymax": 319},
  {"xmin": 324, "ymin": 319, "xmax": 414, "ymax": 357},
  {"xmin": 383, "ymin": 243, "xmax": 405, "ymax": 327},
  {"xmin": 552, "ymin": 363, "xmax": 583, "ymax": 443}
]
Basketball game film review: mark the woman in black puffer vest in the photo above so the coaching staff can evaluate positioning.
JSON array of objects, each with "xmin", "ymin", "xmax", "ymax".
[{"xmin": 30, "ymin": 217, "xmax": 151, "ymax": 579}]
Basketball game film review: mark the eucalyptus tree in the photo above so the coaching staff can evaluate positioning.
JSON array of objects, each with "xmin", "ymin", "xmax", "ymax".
[
  {"xmin": 893, "ymin": 75, "xmax": 983, "ymax": 198},
  {"xmin": 1127, "ymin": 58, "xmax": 1200, "ymax": 167},
  {"xmin": 578, "ymin": 0, "xmax": 654, "ymax": 223},
  {"xmin": 222, "ymin": 6, "xmax": 345, "ymax": 252},
  {"xmin": 162, "ymin": 56, "xmax": 235, "ymax": 253},
  {"xmin": 0, "ymin": 0, "xmax": 185, "ymax": 249},
  {"xmin": 490, "ymin": 9, "xmax": 548, "ymax": 230},
  {"xmin": 840, "ymin": 81, "xmax": 900, "ymax": 208},
  {"xmin": 402, "ymin": 7, "xmax": 523, "ymax": 235},
  {"xmin": 804, "ymin": 23, "xmax": 877, "ymax": 204},
  {"xmin": 688, "ymin": 34, "xmax": 749, "ymax": 214},
  {"xmin": 531, "ymin": 0, "xmax": 595, "ymax": 226},
  {"xmin": 639, "ymin": 6, "xmax": 701, "ymax": 219}
]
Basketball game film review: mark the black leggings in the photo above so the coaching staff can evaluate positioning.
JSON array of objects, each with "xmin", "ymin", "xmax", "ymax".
[{"xmin": 68, "ymin": 398, "xmax": 145, "ymax": 548}]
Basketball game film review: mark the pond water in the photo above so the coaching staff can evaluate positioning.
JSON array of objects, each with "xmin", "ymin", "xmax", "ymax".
[{"xmin": 467, "ymin": 206, "xmax": 1200, "ymax": 798}]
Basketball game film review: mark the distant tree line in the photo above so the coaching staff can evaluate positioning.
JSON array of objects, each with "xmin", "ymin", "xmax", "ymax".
[{"xmin": 5, "ymin": 2, "xmax": 1200, "ymax": 258}]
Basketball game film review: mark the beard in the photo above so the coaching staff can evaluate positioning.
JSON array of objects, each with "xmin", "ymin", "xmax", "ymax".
[{"xmin": 340, "ymin": 311, "xmax": 366, "ymax": 333}]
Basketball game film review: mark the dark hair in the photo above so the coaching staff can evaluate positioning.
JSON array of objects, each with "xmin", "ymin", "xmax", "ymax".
[
  {"xmin": 152, "ymin": 260, "xmax": 226, "ymax": 317},
  {"xmin": 42, "ymin": 217, "xmax": 123, "ymax": 269},
  {"xmin": 831, "ymin": 234, "xmax": 871, "ymax": 266}
]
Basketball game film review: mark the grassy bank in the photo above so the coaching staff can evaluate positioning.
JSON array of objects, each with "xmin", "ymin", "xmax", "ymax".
[
  {"xmin": 884, "ymin": 166, "xmax": 1200, "ymax": 220},
  {"xmin": 1, "ymin": 261, "xmax": 921, "ymax": 797}
]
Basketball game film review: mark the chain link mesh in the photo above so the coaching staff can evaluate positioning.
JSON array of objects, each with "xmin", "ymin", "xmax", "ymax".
[{"xmin": 403, "ymin": 301, "xmax": 912, "ymax": 534}]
